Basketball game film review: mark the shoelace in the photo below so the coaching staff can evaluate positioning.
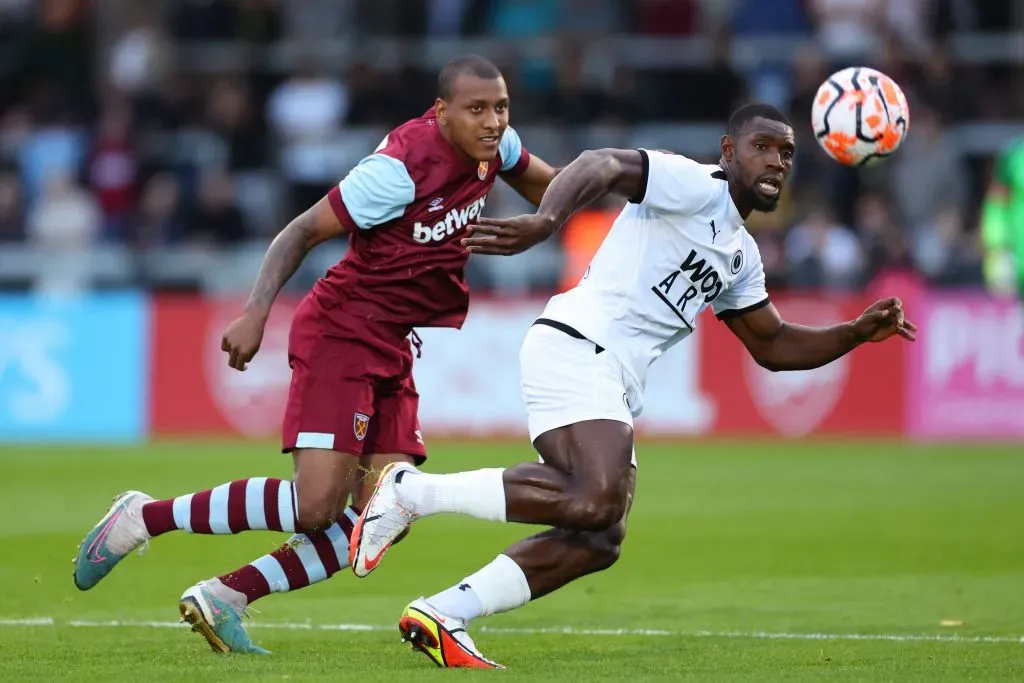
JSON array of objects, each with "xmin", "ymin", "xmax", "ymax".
[{"xmin": 362, "ymin": 504, "xmax": 413, "ymax": 547}]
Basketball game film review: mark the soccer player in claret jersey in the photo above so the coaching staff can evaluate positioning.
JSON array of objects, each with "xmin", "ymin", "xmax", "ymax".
[
  {"xmin": 349, "ymin": 104, "xmax": 919, "ymax": 669},
  {"xmin": 72, "ymin": 55, "xmax": 558, "ymax": 654}
]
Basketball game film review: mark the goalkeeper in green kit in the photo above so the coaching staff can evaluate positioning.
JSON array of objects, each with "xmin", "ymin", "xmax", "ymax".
[{"xmin": 981, "ymin": 140, "xmax": 1024, "ymax": 299}]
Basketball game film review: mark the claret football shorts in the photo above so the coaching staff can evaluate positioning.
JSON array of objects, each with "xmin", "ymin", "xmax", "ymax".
[{"xmin": 281, "ymin": 292, "xmax": 427, "ymax": 463}]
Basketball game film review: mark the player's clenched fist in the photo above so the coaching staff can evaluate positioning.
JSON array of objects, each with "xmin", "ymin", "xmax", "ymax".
[
  {"xmin": 852, "ymin": 297, "xmax": 917, "ymax": 343},
  {"xmin": 221, "ymin": 311, "xmax": 268, "ymax": 371}
]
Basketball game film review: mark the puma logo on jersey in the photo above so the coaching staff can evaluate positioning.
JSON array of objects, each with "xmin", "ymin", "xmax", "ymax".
[
  {"xmin": 412, "ymin": 195, "xmax": 487, "ymax": 243},
  {"xmin": 710, "ymin": 220, "xmax": 719, "ymax": 243},
  {"xmin": 651, "ymin": 249, "xmax": 724, "ymax": 327}
]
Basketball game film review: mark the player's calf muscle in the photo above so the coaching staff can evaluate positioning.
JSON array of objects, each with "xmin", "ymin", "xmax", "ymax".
[{"xmin": 293, "ymin": 448, "xmax": 356, "ymax": 531}]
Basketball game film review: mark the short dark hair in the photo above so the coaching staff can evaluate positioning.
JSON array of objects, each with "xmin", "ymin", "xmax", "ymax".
[
  {"xmin": 437, "ymin": 55, "xmax": 503, "ymax": 100},
  {"xmin": 726, "ymin": 103, "xmax": 792, "ymax": 138}
]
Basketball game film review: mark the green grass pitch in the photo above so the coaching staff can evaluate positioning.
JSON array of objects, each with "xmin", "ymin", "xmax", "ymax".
[{"xmin": 1, "ymin": 439, "xmax": 1022, "ymax": 681}]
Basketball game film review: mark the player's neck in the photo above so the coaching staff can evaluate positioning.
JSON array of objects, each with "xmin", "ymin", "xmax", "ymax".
[
  {"xmin": 718, "ymin": 160, "xmax": 753, "ymax": 220},
  {"xmin": 437, "ymin": 123, "xmax": 476, "ymax": 166}
]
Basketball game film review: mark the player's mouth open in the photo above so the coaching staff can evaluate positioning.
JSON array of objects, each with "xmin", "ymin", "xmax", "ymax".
[
  {"xmin": 757, "ymin": 177, "xmax": 782, "ymax": 197},
  {"xmin": 480, "ymin": 135, "xmax": 500, "ymax": 146}
]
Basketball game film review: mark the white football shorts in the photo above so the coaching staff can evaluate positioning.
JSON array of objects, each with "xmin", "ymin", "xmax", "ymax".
[{"xmin": 519, "ymin": 320, "xmax": 639, "ymax": 467}]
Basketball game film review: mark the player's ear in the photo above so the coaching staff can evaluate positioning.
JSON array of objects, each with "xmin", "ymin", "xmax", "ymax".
[
  {"xmin": 720, "ymin": 135, "xmax": 734, "ymax": 162},
  {"xmin": 435, "ymin": 98, "xmax": 447, "ymax": 125}
]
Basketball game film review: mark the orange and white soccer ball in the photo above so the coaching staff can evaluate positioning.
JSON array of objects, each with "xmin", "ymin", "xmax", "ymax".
[{"xmin": 811, "ymin": 66, "xmax": 910, "ymax": 166}]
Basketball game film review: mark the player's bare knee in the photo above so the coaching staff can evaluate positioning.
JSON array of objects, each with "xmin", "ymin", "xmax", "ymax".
[
  {"xmin": 576, "ymin": 520, "xmax": 627, "ymax": 572},
  {"xmin": 565, "ymin": 487, "xmax": 628, "ymax": 530}
]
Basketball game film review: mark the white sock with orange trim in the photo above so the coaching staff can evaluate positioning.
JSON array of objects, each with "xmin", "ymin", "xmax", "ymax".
[
  {"xmin": 426, "ymin": 554, "xmax": 531, "ymax": 622},
  {"xmin": 397, "ymin": 468, "xmax": 507, "ymax": 522}
]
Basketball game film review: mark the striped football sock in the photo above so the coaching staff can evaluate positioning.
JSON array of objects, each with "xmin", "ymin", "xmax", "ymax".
[
  {"xmin": 141, "ymin": 477, "xmax": 297, "ymax": 537},
  {"xmin": 218, "ymin": 506, "xmax": 359, "ymax": 603}
]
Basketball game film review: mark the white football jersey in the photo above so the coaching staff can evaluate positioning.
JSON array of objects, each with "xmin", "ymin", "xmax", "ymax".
[{"xmin": 539, "ymin": 150, "xmax": 770, "ymax": 404}]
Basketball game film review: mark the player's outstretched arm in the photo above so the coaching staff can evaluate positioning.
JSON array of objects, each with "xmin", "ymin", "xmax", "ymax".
[
  {"xmin": 464, "ymin": 149, "xmax": 643, "ymax": 256},
  {"xmin": 221, "ymin": 196, "xmax": 346, "ymax": 370},
  {"xmin": 500, "ymin": 153, "xmax": 561, "ymax": 207},
  {"xmin": 723, "ymin": 297, "xmax": 917, "ymax": 372}
]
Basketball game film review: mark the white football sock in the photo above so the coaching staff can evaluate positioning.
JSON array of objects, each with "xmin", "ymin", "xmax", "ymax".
[
  {"xmin": 428, "ymin": 554, "xmax": 531, "ymax": 621},
  {"xmin": 425, "ymin": 583, "xmax": 485, "ymax": 622},
  {"xmin": 398, "ymin": 468, "xmax": 507, "ymax": 522}
]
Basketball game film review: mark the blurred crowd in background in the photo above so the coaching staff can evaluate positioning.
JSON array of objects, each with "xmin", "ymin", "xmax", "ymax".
[{"xmin": 0, "ymin": 0, "xmax": 1021, "ymax": 296}]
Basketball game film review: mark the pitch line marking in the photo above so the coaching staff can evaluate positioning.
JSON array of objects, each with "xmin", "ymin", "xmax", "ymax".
[{"xmin": 0, "ymin": 617, "xmax": 1021, "ymax": 644}]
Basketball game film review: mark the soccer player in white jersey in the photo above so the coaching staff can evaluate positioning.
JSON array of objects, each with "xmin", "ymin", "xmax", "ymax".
[{"xmin": 347, "ymin": 104, "xmax": 918, "ymax": 669}]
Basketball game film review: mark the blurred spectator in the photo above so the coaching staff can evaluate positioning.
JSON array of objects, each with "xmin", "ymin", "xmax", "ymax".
[
  {"xmin": 0, "ymin": 0, "xmax": 32, "ymax": 41},
  {"xmin": 344, "ymin": 61, "xmax": 399, "ymax": 126},
  {"xmin": 358, "ymin": 0, "xmax": 427, "ymax": 35},
  {"xmin": 0, "ymin": 171, "xmax": 25, "ymax": 242},
  {"xmin": 911, "ymin": 205, "xmax": 980, "ymax": 284},
  {"xmin": 890, "ymin": 106, "xmax": 968, "ymax": 231},
  {"xmin": 172, "ymin": 0, "xmax": 238, "ymax": 41},
  {"xmin": 108, "ymin": 11, "xmax": 173, "ymax": 99},
  {"xmin": 562, "ymin": 0, "xmax": 620, "ymax": 37},
  {"xmin": 136, "ymin": 172, "xmax": 184, "ymax": 248},
  {"xmin": 488, "ymin": 0, "xmax": 563, "ymax": 94},
  {"xmin": 731, "ymin": 0, "xmax": 809, "ymax": 35},
  {"xmin": 917, "ymin": 45, "xmax": 974, "ymax": 122},
  {"xmin": 853, "ymin": 191, "xmax": 907, "ymax": 283},
  {"xmin": 786, "ymin": 46, "xmax": 844, "ymax": 201},
  {"xmin": 236, "ymin": 0, "xmax": 283, "ymax": 45},
  {"xmin": 207, "ymin": 79, "xmax": 267, "ymax": 171},
  {"xmin": 17, "ymin": 95, "xmax": 87, "ymax": 207},
  {"xmin": 604, "ymin": 66, "xmax": 639, "ymax": 124},
  {"xmin": 633, "ymin": 0, "xmax": 698, "ymax": 35},
  {"xmin": 426, "ymin": 0, "xmax": 471, "ymax": 36},
  {"xmin": 545, "ymin": 41, "xmax": 609, "ymax": 127},
  {"xmin": 785, "ymin": 204, "xmax": 864, "ymax": 290},
  {"xmin": 654, "ymin": 29, "xmax": 745, "ymax": 121},
  {"xmin": 282, "ymin": 0, "xmax": 354, "ymax": 42},
  {"xmin": 88, "ymin": 96, "xmax": 137, "ymax": 241},
  {"xmin": 185, "ymin": 170, "xmax": 248, "ymax": 245},
  {"xmin": 26, "ymin": 173, "xmax": 100, "ymax": 250},
  {"xmin": 267, "ymin": 63, "xmax": 349, "ymax": 213},
  {"xmin": 17, "ymin": 0, "xmax": 94, "ymax": 122},
  {"xmin": 808, "ymin": 0, "xmax": 886, "ymax": 63},
  {"xmin": 886, "ymin": 0, "xmax": 934, "ymax": 57},
  {"xmin": 24, "ymin": 174, "xmax": 101, "ymax": 295}
]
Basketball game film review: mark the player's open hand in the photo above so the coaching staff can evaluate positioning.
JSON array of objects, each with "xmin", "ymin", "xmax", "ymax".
[
  {"xmin": 852, "ymin": 297, "xmax": 917, "ymax": 343},
  {"xmin": 221, "ymin": 311, "xmax": 267, "ymax": 371},
  {"xmin": 462, "ymin": 214, "xmax": 559, "ymax": 256}
]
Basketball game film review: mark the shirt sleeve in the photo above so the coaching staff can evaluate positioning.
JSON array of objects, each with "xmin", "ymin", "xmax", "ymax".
[
  {"xmin": 499, "ymin": 126, "xmax": 530, "ymax": 176},
  {"xmin": 327, "ymin": 153, "xmax": 415, "ymax": 230},
  {"xmin": 629, "ymin": 150, "xmax": 719, "ymax": 215},
  {"xmin": 712, "ymin": 237, "xmax": 771, "ymax": 320}
]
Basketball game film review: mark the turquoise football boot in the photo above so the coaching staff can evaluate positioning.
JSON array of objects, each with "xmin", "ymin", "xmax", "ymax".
[
  {"xmin": 179, "ymin": 580, "xmax": 270, "ymax": 654},
  {"xmin": 73, "ymin": 491, "xmax": 153, "ymax": 591}
]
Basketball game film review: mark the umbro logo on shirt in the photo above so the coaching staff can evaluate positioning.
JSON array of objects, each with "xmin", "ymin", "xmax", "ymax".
[{"xmin": 428, "ymin": 197, "xmax": 445, "ymax": 212}]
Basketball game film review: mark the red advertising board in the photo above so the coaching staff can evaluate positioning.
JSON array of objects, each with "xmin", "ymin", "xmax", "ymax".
[
  {"xmin": 150, "ymin": 294, "xmax": 907, "ymax": 440},
  {"xmin": 150, "ymin": 296, "xmax": 299, "ymax": 438},
  {"xmin": 697, "ymin": 296, "xmax": 905, "ymax": 437}
]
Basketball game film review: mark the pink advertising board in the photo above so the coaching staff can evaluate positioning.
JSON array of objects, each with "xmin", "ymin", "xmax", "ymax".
[{"xmin": 908, "ymin": 291, "xmax": 1024, "ymax": 440}]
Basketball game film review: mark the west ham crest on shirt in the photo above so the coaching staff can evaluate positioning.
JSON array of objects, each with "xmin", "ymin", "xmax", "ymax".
[
  {"xmin": 353, "ymin": 413, "xmax": 370, "ymax": 441},
  {"xmin": 477, "ymin": 161, "xmax": 489, "ymax": 180}
]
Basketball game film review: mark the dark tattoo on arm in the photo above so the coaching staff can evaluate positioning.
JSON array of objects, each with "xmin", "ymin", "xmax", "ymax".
[{"xmin": 244, "ymin": 209, "xmax": 320, "ymax": 316}]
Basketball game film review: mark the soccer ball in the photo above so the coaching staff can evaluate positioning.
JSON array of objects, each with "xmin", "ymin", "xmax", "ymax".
[{"xmin": 811, "ymin": 66, "xmax": 910, "ymax": 166}]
